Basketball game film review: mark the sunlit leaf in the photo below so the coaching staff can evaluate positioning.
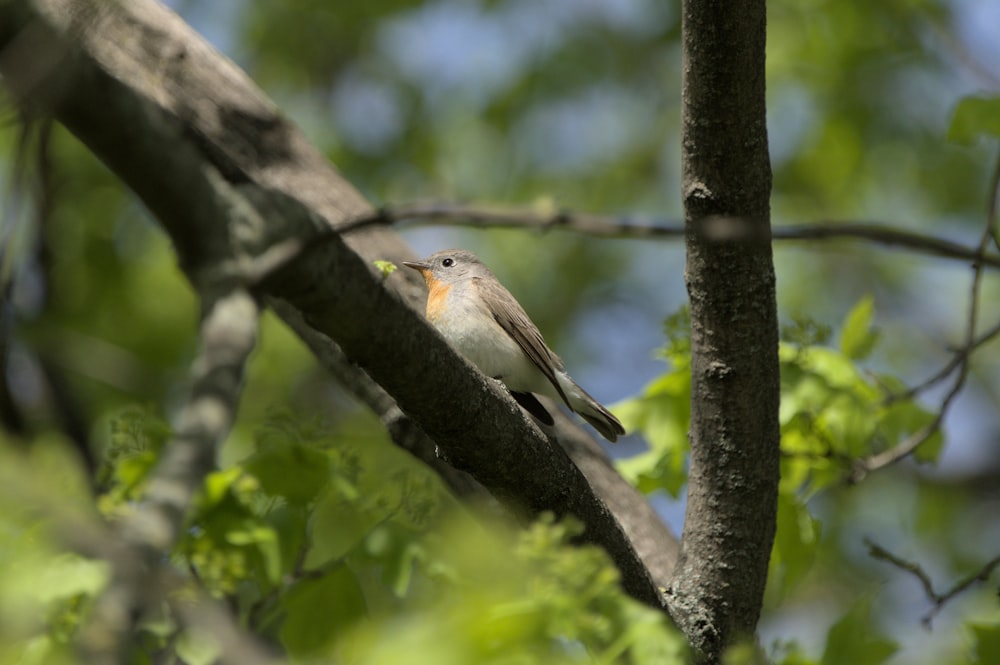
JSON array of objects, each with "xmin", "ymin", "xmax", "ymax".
[
  {"xmin": 175, "ymin": 627, "xmax": 222, "ymax": 665},
  {"xmin": 373, "ymin": 259, "xmax": 397, "ymax": 277},
  {"xmin": 768, "ymin": 493, "xmax": 820, "ymax": 600},
  {"xmin": 839, "ymin": 296, "xmax": 878, "ymax": 361},
  {"xmin": 614, "ymin": 365, "xmax": 691, "ymax": 497}
]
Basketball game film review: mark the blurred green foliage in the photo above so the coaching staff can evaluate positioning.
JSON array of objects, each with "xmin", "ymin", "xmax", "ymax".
[
  {"xmin": 3, "ymin": 0, "xmax": 1000, "ymax": 663},
  {"xmin": 0, "ymin": 411, "xmax": 686, "ymax": 664}
]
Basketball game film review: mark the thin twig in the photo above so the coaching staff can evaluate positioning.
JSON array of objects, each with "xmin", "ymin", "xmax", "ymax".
[
  {"xmin": 337, "ymin": 202, "xmax": 1000, "ymax": 269},
  {"xmin": 923, "ymin": 14, "xmax": 1000, "ymax": 91},
  {"xmin": 888, "ymin": 318, "xmax": 1000, "ymax": 403},
  {"xmin": 895, "ymin": 154, "xmax": 1000, "ymax": 401},
  {"xmin": 854, "ymin": 150, "xmax": 1000, "ymax": 480},
  {"xmin": 865, "ymin": 538, "xmax": 1000, "ymax": 628},
  {"xmin": 231, "ymin": 199, "xmax": 1000, "ymax": 307}
]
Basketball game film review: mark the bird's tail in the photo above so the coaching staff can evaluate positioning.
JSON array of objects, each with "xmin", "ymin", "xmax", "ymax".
[{"xmin": 556, "ymin": 372, "xmax": 626, "ymax": 443}]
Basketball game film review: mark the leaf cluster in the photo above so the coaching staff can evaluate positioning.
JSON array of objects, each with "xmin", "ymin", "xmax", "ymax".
[
  {"xmin": 0, "ymin": 406, "xmax": 687, "ymax": 664},
  {"xmin": 617, "ymin": 298, "xmax": 992, "ymax": 665}
]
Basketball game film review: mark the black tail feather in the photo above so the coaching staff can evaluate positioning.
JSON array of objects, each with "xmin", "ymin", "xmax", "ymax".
[{"xmin": 510, "ymin": 391, "xmax": 555, "ymax": 426}]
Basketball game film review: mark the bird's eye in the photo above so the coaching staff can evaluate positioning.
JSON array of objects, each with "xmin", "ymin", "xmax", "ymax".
[{"xmin": 442, "ymin": 257, "xmax": 455, "ymax": 268}]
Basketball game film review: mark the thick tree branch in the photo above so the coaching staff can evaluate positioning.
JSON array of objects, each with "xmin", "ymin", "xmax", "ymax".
[
  {"xmin": 668, "ymin": 0, "xmax": 780, "ymax": 660},
  {"xmin": 267, "ymin": 298, "xmax": 488, "ymax": 501},
  {"xmin": 269, "ymin": 297, "xmax": 680, "ymax": 583},
  {"xmin": 0, "ymin": 0, "xmax": 676, "ymax": 611}
]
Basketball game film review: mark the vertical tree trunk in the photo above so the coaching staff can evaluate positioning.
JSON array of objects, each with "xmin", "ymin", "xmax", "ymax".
[{"xmin": 668, "ymin": 0, "xmax": 780, "ymax": 660}]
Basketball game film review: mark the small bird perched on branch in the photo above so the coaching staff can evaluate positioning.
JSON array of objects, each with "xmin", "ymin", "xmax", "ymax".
[{"xmin": 404, "ymin": 249, "xmax": 625, "ymax": 442}]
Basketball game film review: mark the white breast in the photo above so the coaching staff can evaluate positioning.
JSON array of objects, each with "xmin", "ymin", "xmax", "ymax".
[{"xmin": 431, "ymin": 285, "xmax": 555, "ymax": 398}]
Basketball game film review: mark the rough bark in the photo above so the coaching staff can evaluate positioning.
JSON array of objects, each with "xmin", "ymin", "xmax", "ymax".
[
  {"xmin": 0, "ymin": 0, "xmax": 678, "ymax": 608},
  {"xmin": 667, "ymin": 0, "xmax": 781, "ymax": 660}
]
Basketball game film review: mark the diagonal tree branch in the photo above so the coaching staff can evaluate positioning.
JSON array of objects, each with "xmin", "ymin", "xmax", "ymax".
[
  {"xmin": 0, "ymin": 0, "xmax": 675, "ymax": 612},
  {"xmin": 266, "ymin": 298, "xmax": 680, "ymax": 584},
  {"xmin": 267, "ymin": 297, "xmax": 488, "ymax": 501}
]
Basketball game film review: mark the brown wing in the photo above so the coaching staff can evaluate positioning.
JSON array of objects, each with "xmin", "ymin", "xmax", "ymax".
[{"xmin": 473, "ymin": 276, "xmax": 570, "ymax": 405}]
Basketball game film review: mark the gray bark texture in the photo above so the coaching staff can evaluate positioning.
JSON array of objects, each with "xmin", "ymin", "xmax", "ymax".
[
  {"xmin": 668, "ymin": 0, "xmax": 781, "ymax": 660},
  {"xmin": 0, "ymin": 0, "xmax": 680, "ymax": 615}
]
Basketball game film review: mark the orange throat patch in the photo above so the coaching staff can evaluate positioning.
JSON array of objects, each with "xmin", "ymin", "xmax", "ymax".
[{"xmin": 424, "ymin": 275, "xmax": 451, "ymax": 323}]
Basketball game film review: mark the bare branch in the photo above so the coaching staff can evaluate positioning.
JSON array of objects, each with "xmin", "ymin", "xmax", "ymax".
[
  {"xmin": 78, "ymin": 288, "xmax": 261, "ymax": 664},
  {"xmin": 343, "ymin": 202, "xmax": 1000, "ymax": 269},
  {"xmin": 923, "ymin": 14, "xmax": 1000, "ymax": 91},
  {"xmin": 887, "ymin": 317, "xmax": 1000, "ymax": 403},
  {"xmin": 855, "ymin": 149, "xmax": 1000, "ymax": 479},
  {"xmin": 865, "ymin": 538, "xmax": 1000, "ymax": 628}
]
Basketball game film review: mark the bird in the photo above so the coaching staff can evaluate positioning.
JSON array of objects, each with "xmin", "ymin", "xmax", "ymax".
[{"xmin": 403, "ymin": 249, "xmax": 625, "ymax": 442}]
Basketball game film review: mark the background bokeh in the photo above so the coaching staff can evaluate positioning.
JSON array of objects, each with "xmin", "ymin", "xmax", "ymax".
[{"xmin": 2, "ymin": 0, "xmax": 999, "ymax": 663}]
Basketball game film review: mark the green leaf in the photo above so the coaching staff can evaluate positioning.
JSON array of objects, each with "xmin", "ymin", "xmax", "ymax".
[
  {"xmin": 660, "ymin": 306, "xmax": 691, "ymax": 361},
  {"xmin": 243, "ymin": 442, "xmax": 331, "ymax": 506},
  {"xmin": 373, "ymin": 259, "xmax": 397, "ymax": 277},
  {"xmin": 266, "ymin": 503, "xmax": 308, "ymax": 580},
  {"xmin": 202, "ymin": 467, "xmax": 244, "ymax": 506},
  {"xmin": 780, "ymin": 345, "xmax": 878, "ymax": 465},
  {"xmin": 879, "ymin": 400, "xmax": 942, "ymax": 464},
  {"xmin": 611, "ymin": 603, "xmax": 689, "ymax": 665},
  {"xmin": 722, "ymin": 641, "xmax": 762, "ymax": 665},
  {"xmin": 970, "ymin": 623, "xmax": 1000, "ymax": 665},
  {"xmin": 280, "ymin": 565, "xmax": 367, "ymax": 659},
  {"xmin": 613, "ymin": 367, "xmax": 691, "ymax": 497},
  {"xmin": 33, "ymin": 554, "xmax": 109, "ymax": 603},
  {"xmin": 612, "ymin": 339, "xmax": 691, "ymax": 499},
  {"xmin": 770, "ymin": 639, "xmax": 820, "ymax": 665},
  {"xmin": 839, "ymin": 296, "xmax": 878, "ymax": 361},
  {"xmin": 820, "ymin": 597, "xmax": 897, "ymax": 665},
  {"xmin": 175, "ymin": 628, "xmax": 221, "ymax": 665},
  {"xmin": 769, "ymin": 493, "xmax": 820, "ymax": 599},
  {"xmin": 306, "ymin": 487, "xmax": 381, "ymax": 567},
  {"xmin": 949, "ymin": 96, "xmax": 1000, "ymax": 144},
  {"xmin": 225, "ymin": 520, "xmax": 282, "ymax": 584}
]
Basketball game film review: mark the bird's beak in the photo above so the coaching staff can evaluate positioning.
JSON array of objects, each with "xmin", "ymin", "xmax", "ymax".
[{"xmin": 402, "ymin": 260, "xmax": 430, "ymax": 273}]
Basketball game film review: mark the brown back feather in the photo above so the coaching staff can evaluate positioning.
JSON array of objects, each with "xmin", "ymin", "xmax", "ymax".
[{"xmin": 472, "ymin": 276, "xmax": 570, "ymax": 405}]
